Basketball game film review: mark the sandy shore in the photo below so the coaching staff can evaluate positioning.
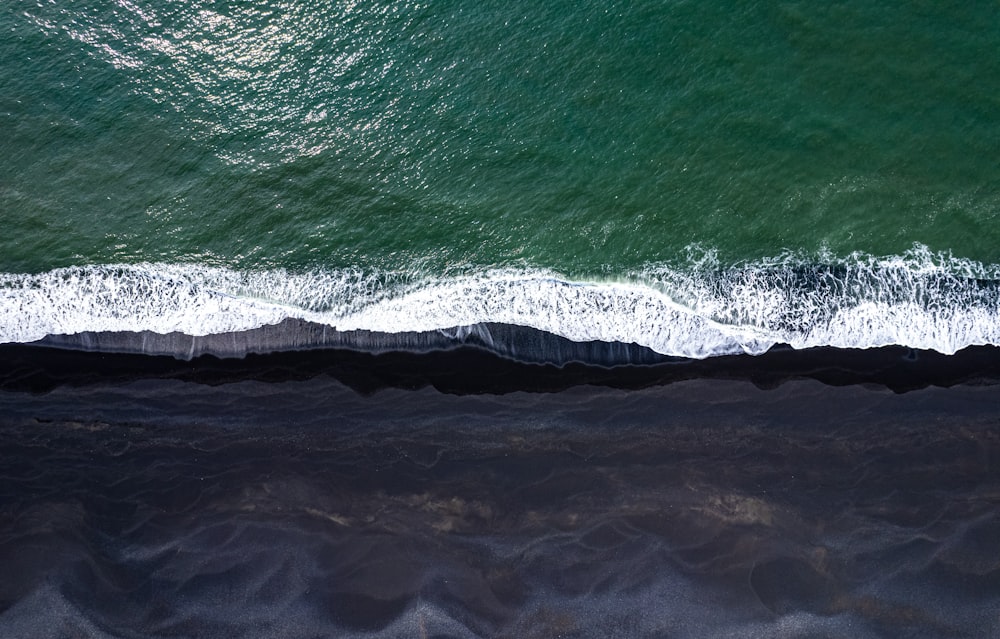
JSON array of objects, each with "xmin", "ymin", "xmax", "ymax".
[{"xmin": 1, "ymin": 334, "xmax": 998, "ymax": 637}]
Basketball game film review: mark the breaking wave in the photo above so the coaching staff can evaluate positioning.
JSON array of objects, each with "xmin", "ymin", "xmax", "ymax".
[{"xmin": 3, "ymin": 245, "xmax": 1000, "ymax": 359}]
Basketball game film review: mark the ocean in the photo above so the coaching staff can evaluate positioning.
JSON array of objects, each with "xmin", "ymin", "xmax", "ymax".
[{"xmin": 1, "ymin": 1, "xmax": 999, "ymax": 637}]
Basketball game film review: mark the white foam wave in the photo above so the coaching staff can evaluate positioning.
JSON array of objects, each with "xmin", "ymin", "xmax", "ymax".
[{"xmin": 3, "ymin": 246, "xmax": 1000, "ymax": 358}]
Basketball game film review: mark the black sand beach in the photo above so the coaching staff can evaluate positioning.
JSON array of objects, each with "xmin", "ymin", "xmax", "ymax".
[{"xmin": 1, "ymin": 332, "xmax": 999, "ymax": 638}]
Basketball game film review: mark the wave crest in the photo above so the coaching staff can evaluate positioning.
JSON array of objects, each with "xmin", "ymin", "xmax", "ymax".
[{"xmin": 3, "ymin": 246, "xmax": 1000, "ymax": 359}]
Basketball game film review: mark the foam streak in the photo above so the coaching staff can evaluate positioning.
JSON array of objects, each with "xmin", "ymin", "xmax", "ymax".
[{"xmin": 3, "ymin": 246, "xmax": 1000, "ymax": 359}]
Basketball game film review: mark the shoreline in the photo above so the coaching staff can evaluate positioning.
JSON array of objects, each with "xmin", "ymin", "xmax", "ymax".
[{"xmin": 4, "ymin": 319, "xmax": 1000, "ymax": 393}]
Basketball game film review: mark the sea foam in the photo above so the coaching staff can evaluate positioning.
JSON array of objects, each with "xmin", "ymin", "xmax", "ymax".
[{"xmin": 3, "ymin": 246, "xmax": 1000, "ymax": 359}]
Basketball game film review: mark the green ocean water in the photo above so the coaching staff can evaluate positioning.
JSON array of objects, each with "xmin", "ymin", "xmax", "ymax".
[
  {"xmin": 2, "ymin": 0, "xmax": 1000, "ymax": 355},
  {"xmin": 4, "ymin": 0, "xmax": 999, "ymax": 274}
]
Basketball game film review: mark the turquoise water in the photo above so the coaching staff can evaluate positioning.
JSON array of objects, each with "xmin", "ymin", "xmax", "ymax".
[{"xmin": 2, "ymin": 0, "xmax": 1000, "ymax": 356}]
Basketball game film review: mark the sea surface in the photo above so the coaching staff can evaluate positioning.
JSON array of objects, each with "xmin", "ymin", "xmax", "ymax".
[
  {"xmin": 2, "ymin": 1, "xmax": 1000, "ymax": 637},
  {"xmin": 3, "ymin": 0, "xmax": 1000, "ymax": 356}
]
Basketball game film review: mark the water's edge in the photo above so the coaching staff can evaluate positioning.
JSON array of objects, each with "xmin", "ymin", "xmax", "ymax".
[
  {"xmin": 33, "ymin": 319, "xmax": 673, "ymax": 364},
  {"xmin": 11, "ymin": 320, "xmax": 1000, "ymax": 394}
]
